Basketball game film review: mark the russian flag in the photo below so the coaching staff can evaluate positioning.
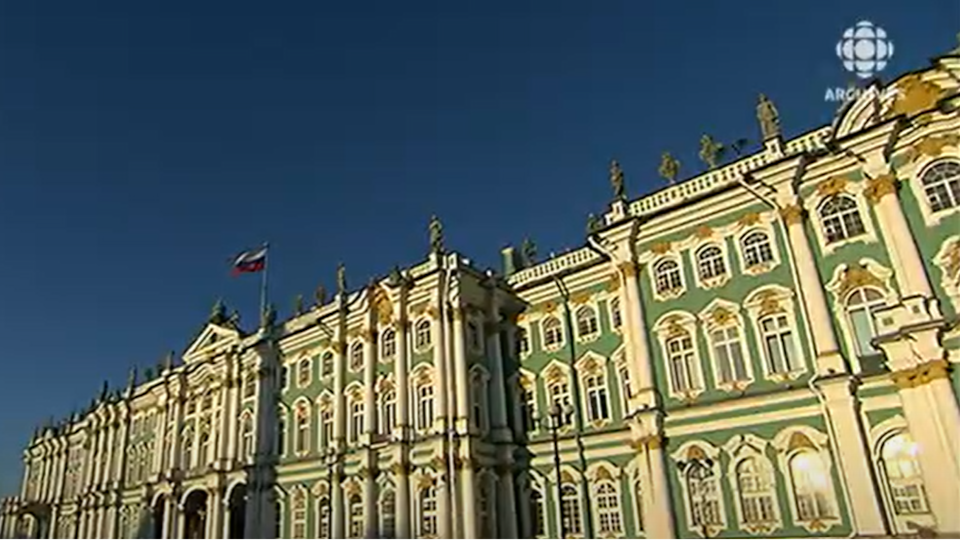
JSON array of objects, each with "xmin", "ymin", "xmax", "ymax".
[{"xmin": 232, "ymin": 247, "xmax": 267, "ymax": 276}]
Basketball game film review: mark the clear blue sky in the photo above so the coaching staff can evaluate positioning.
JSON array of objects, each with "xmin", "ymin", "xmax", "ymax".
[{"xmin": 0, "ymin": 0, "xmax": 955, "ymax": 495}]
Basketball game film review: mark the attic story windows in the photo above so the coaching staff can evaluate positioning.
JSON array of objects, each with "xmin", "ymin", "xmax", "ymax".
[
  {"xmin": 819, "ymin": 195, "xmax": 866, "ymax": 244},
  {"xmin": 349, "ymin": 342, "xmax": 364, "ymax": 372},
  {"xmin": 381, "ymin": 329, "xmax": 397, "ymax": 359},
  {"xmin": 575, "ymin": 306, "xmax": 599, "ymax": 339},
  {"xmin": 655, "ymin": 259, "xmax": 683, "ymax": 294},
  {"xmin": 921, "ymin": 159, "xmax": 960, "ymax": 212},
  {"xmin": 415, "ymin": 320, "xmax": 432, "ymax": 350}
]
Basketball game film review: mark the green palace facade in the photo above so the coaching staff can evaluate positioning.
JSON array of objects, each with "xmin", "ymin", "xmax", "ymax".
[{"xmin": 3, "ymin": 45, "xmax": 960, "ymax": 540}]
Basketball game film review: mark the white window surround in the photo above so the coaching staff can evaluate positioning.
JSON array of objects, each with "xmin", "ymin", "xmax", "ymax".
[
  {"xmin": 651, "ymin": 256, "xmax": 686, "ymax": 301},
  {"xmin": 652, "ymin": 311, "xmax": 706, "ymax": 400},
  {"xmin": 722, "ymin": 434, "xmax": 782, "ymax": 534},
  {"xmin": 414, "ymin": 318, "xmax": 433, "ymax": 352},
  {"xmin": 466, "ymin": 318, "xmax": 484, "ymax": 354},
  {"xmin": 540, "ymin": 360, "xmax": 575, "ymax": 430},
  {"xmin": 803, "ymin": 184, "xmax": 878, "ymax": 256},
  {"xmin": 381, "ymin": 328, "xmax": 397, "ymax": 361},
  {"xmin": 469, "ymin": 365, "xmax": 491, "ymax": 435},
  {"xmin": 345, "ymin": 384, "xmax": 365, "ymax": 445},
  {"xmin": 293, "ymin": 399, "xmax": 312, "ymax": 457},
  {"xmin": 900, "ymin": 152, "xmax": 960, "ymax": 227},
  {"xmin": 697, "ymin": 299, "xmax": 755, "ymax": 392},
  {"xmin": 411, "ymin": 364, "xmax": 436, "ymax": 434},
  {"xmin": 736, "ymin": 226, "xmax": 781, "ymax": 276},
  {"xmin": 276, "ymin": 405, "xmax": 289, "ymax": 459},
  {"xmin": 933, "ymin": 236, "xmax": 960, "ymax": 312},
  {"xmin": 378, "ymin": 378, "xmax": 397, "ymax": 439},
  {"xmin": 824, "ymin": 259, "xmax": 897, "ymax": 370},
  {"xmin": 573, "ymin": 303, "xmax": 602, "ymax": 343},
  {"xmin": 320, "ymin": 351, "xmax": 334, "ymax": 379},
  {"xmin": 586, "ymin": 462, "xmax": 625, "ymax": 538},
  {"xmin": 771, "ymin": 426, "xmax": 842, "ymax": 534},
  {"xmin": 290, "ymin": 486, "xmax": 308, "ymax": 539},
  {"xmin": 296, "ymin": 356, "xmax": 312, "ymax": 389},
  {"xmin": 511, "ymin": 370, "xmax": 540, "ymax": 438},
  {"xmin": 607, "ymin": 296, "xmax": 623, "ymax": 333},
  {"xmin": 576, "ymin": 352, "xmax": 612, "ymax": 427},
  {"xmin": 611, "ymin": 347, "xmax": 630, "ymax": 416},
  {"xmin": 743, "ymin": 286, "xmax": 807, "ymax": 382},
  {"xmin": 516, "ymin": 324, "xmax": 532, "ymax": 358},
  {"xmin": 869, "ymin": 415, "xmax": 936, "ymax": 533},
  {"xmin": 349, "ymin": 342, "xmax": 364, "ymax": 373},
  {"xmin": 316, "ymin": 392, "xmax": 334, "ymax": 448},
  {"xmin": 670, "ymin": 440, "xmax": 728, "ymax": 535},
  {"xmin": 520, "ymin": 472, "xmax": 549, "ymax": 539},
  {"xmin": 693, "ymin": 240, "xmax": 732, "ymax": 290},
  {"xmin": 551, "ymin": 466, "xmax": 586, "ymax": 538},
  {"xmin": 541, "ymin": 315, "xmax": 565, "ymax": 351}
]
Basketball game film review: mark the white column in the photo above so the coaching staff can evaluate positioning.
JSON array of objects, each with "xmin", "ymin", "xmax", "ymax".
[
  {"xmin": 484, "ymin": 295, "xmax": 510, "ymax": 441},
  {"xmin": 227, "ymin": 361, "xmax": 242, "ymax": 462},
  {"xmin": 170, "ymin": 396, "xmax": 184, "ymax": 471},
  {"xmin": 332, "ymin": 319, "xmax": 347, "ymax": 539},
  {"xmin": 638, "ymin": 437, "xmax": 675, "ymax": 539},
  {"xmin": 460, "ymin": 462, "xmax": 478, "ymax": 539},
  {"xmin": 818, "ymin": 379, "xmax": 886, "ymax": 535},
  {"xmin": 395, "ymin": 463, "xmax": 411, "ymax": 540},
  {"xmin": 777, "ymin": 202, "xmax": 846, "ymax": 373},
  {"xmin": 363, "ymin": 326, "xmax": 377, "ymax": 441},
  {"xmin": 497, "ymin": 467, "xmax": 518, "ymax": 538},
  {"xmin": 154, "ymin": 404, "xmax": 169, "ymax": 473},
  {"xmin": 619, "ymin": 263, "xmax": 654, "ymax": 407},
  {"xmin": 363, "ymin": 470, "xmax": 377, "ymax": 538},
  {"xmin": 431, "ymin": 304, "xmax": 448, "ymax": 434},
  {"xmin": 394, "ymin": 285, "xmax": 412, "ymax": 539},
  {"xmin": 105, "ymin": 424, "xmax": 117, "ymax": 486},
  {"xmin": 867, "ymin": 175, "xmax": 933, "ymax": 297},
  {"xmin": 451, "ymin": 306, "xmax": 470, "ymax": 434}
]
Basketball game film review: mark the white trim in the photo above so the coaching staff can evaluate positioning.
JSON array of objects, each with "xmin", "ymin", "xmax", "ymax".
[
  {"xmin": 900, "ymin": 153, "xmax": 960, "ymax": 227},
  {"xmin": 735, "ymin": 224, "xmax": 781, "ymax": 277},
  {"xmin": 348, "ymin": 341, "xmax": 364, "ymax": 374},
  {"xmin": 413, "ymin": 318, "xmax": 433, "ymax": 353},
  {"xmin": 540, "ymin": 314, "xmax": 566, "ymax": 353},
  {"xmin": 933, "ymin": 236, "xmax": 960, "ymax": 312},
  {"xmin": 469, "ymin": 365, "xmax": 491, "ymax": 435},
  {"xmin": 650, "ymin": 255, "xmax": 686, "ymax": 302},
  {"xmin": 743, "ymin": 285, "xmax": 807, "ymax": 382},
  {"xmin": 669, "ymin": 440, "xmax": 728, "ymax": 535},
  {"xmin": 805, "ymin": 187, "xmax": 879, "ymax": 256},
  {"xmin": 722, "ymin": 434, "xmax": 783, "ymax": 535},
  {"xmin": 576, "ymin": 351, "xmax": 612, "ymax": 428},
  {"xmin": 510, "ymin": 369, "xmax": 540, "ymax": 438},
  {"xmin": 824, "ymin": 259, "xmax": 897, "ymax": 371},
  {"xmin": 380, "ymin": 327, "xmax": 398, "ymax": 363},
  {"xmin": 697, "ymin": 299, "xmax": 755, "ymax": 392},
  {"xmin": 691, "ymin": 238, "xmax": 732, "ymax": 291},
  {"xmin": 573, "ymin": 302, "xmax": 602, "ymax": 344},
  {"xmin": 771, "ymin": 426, "xmax": 842, "ymax": 534},
  {"xmin": 295, "ymin": 355, "xmax": 313, "ymax": 389},
  {"xmin": 652, "ymin": 311, "xmax": 705, "ymax": 400},
  {"xmin": 868, "ymin": 418, "xmax": 936, "ymax": 534}
]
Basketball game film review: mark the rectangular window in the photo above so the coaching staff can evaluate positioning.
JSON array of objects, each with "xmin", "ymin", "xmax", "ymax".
[
  {"xmin": 548, "ymin": 381, "xmax": 573, "ymax": 425},
  {"xmin": 849, "ymin": 308, "xmax": 878, "ymax": 355},
  {"xmin": 667, "ymin": 335, "xmax": 698, "ymax": 393},
  {"xmin": 350, "ymin": 403, "xmax": 364, "ymax": 443},
  {"xmin": 762, "ymin": 315, "xmax": 797, "ymax": 374},
  {"xmin": 711, "ymin": 327, "xmax": 748, "ymax": 384}
]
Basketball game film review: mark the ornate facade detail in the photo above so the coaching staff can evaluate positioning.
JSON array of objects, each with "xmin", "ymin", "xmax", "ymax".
[
  {"xmin": 779, "ymin": 204, "xmax": 805, "ymax": 225},
  {"xmin": 886, "ymin": 74, "xmax": 947, "ymax": 119},
  {"xmin": 816, "ymin": 176, "xmax": 849, "ymax": 197},
  {"xmin": 863, "ymin": 173, "xmax": 898, "ymax": 204},
  {"xmin": 890, "ymin": 359, "xmax": 951, "ymax": 389}
]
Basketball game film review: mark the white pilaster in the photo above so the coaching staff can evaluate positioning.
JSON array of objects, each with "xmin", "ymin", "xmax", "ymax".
[{"xmin": 451, "ymin": 306, "xmax": 470, "ymax": 433}]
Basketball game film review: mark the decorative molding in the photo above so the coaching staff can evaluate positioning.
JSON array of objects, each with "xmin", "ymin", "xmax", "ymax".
[
  {"xmin": 902, "ymin": 133, "xmax": 960, "ymax": 162},
  {"xmin": 863, "ymin": 173, "xmax": 898, "ymax": 205},
  {"xmin": 651, "ymin": 241, "xmax": 673, "ymax": 255},
  {"xmin": 816, "ymin": 176, "xmax": 848, "ymax": 197},
  {"xmin": 694, "ymin": 224, "xmax": 714, "ymax": 239},
  {"xmin": 886, "ymin": 74, "xmax": 947, "ymax": 119},
  {"xmin": 779, "ymin": 204, "xmax": 805, "ymax": 225},
  {"xmin": 890, "ymin": 359, "xmax": 950, "ymax": 389}
]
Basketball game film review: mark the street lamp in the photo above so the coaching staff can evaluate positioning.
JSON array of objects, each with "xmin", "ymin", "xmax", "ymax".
[
  {"xmin": 323, "ymin": 448, "xmax": 338, "ymax": 539},
  {"xmin": 535, "ymin": 402, "xmax": 575, "ymax": 539}
]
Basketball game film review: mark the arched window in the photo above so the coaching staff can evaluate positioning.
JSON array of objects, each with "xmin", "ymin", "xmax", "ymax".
[
  {"xmin": 321, "ymin": 352, "xmax": 334, "ymax": 377},
  {"xmin": 819, "ymin": 195, "xmax": 866, "ymax": 243},
  {"xmin": 417, "ymin": 383, "xmax": 435, "ymax": 431},
  {"xmin": 584, "ymin": 373, "xmax": 610, "ymax": 422},
  {"xmin": 542, "ymin": 317, "xmax": 563, "ymax": 348},
  {"xmin": 317, "ymin": 496, "xmax": 330, "ymax": 538},
  {"xmin": 295, "ymin": 403, "xmax": 310, "ymax": 455},
  {"xmin": 349, "ymin": 342, "xmax": 364, "ymax": 372},
  {"xmin": 471, "ymin": 373, "xmax": 488, "ymax": 431},
  {"xmin": 742, "ymin": 231, "xmax": 775, "ymax": 267},
  {"xmin": 198, "ymin": 431, "xmax": 210, "ymax": 466},
  {"xmin": 879, "ymin": 432, "xmax": 929, "ymax": 515},
  {"xmin": 297, "ymin": 357, "xmax": 312, "ymax": 388},
  {"xmin": 350, "ymin": 400, "xmax": 364, "ymax": 443},
  {"xmin": 846, "ymin": 288, "xmax": 886, "ymax": 356},
  {"xmin": 467, "ymin": 321, "xmax": 482, "ymax": 351},
  {"xmin": 321, "ymin": 408, "xmax": 334, "ymax": 447},
  {"xmin": 381, "ymin": 329, "xmax": 397, "ymax": 359},
  {"xmin": 240, "ymin": 414, "xmax": 254, "ymax": 459},
  {"xmin": 277, "ymin": 413, "xmax": 287, "ymax": 456},
  {"xmin": 560, "ymin": 483, "xmax": 583, "ymax": 535},
  {"xmin": 415, "ymin": 320, "xmax": 432, "ymax": 349},
  {"xmin": 634, "ymin": 479, "xmax": 644, "ymax": 532},
  {"xmin": 789, "ymin": 451, "xmax": 834, "ymax": 521},
  {"xmin": 516, "ymin": 327, "xmax": 530, "ymax": 356},
  {"xmin": 697, "ymin": 245, "xmax": 727, "ymax": 280},
  {"xmin": 609, "ymin": 298, "xmax": 622, "ymax": 329},
  {"xmin": 710, "ymin": 325, "xmax": 748, "ymax": 384},
  {"xmin": 686, "ymin": 462, "xmax": 722, "ymax": 527},
  {"xmin": 380, "ymin": 389, "xmax": 396, "ymax": 436},
  {"xmin": 381, "ymin": 488, "xmax": 396, "ymax": 538},
  {"xmin": 279, "ymin": 366, "xmax": 289, "ymax": 389},
  {"xmin": 420, "ymin": 486, "xmax": 438, "ymax": 537},
  {"xmin": 759, "ymin": 314, "xmax": 798, "ymax": 374},
  {"xmin": 575, "ymin": 306, "xmax": 599, "ymax": 338},
  {"xmin": 654, "ymin": 259, "xmax": 683, "ymax": 293},
  {"xmin": 921, "ymin": 159, "xmax": 960, "ymax": 212},
  {"xmin": 348, "ymin": 494, "xmax": 364, "ymax": 538},
  {"xmin": 736, "ymin": 457, "xmax": 777, "ymax": 525},
  {"xmin": 529, "ymin": 485, "xmax": 546, "ymax": 537},
  {"xmin": 548, "ymin": 379, "xmax": 573, "ymax": 425},
  {"xmin": 596, "ymin": 481, "xmax": 624, "ymax": 535},
  {"xmin": 666, "ymin": 334, "xmax": 699, "ymax": 393},
  {"xmin": 291, "ymin": 489, "xmax": 307, "ymax": 539},
  {"xmin": 519, "ymin": 382, "xmax": 536, "ymax": 434}
]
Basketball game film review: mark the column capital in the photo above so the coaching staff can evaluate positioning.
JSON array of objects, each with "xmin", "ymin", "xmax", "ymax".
[
  {"xmin": 779, "ymin": 203, "xmax": 806, "ymax": 225},
  {"xmin": 863, "ymin": 173, "xmax": 899, "ymax": 205}
]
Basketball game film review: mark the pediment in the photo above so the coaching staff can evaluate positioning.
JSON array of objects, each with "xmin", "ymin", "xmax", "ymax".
[
  {"xmin": 183, "ymin": 323, "xmax": 241, "ymax": 363},
  {"xmin": 833, "ymin": 81, "xmax": 895, "ymax": 140}
]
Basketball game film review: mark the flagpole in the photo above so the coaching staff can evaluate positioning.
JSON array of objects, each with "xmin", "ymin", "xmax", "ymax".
[{"xmin": 260, "ymin": 242, "xmax": 269, "ymax": 320}]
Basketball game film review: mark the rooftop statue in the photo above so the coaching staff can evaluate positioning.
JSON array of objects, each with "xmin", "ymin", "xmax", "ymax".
[
  {"xmin": 658, "ymin": 152, "xmax": 680, "ymax": 185},
  {"xmin": 757, "ymin": 93, "xmax": 781, "ymax": 140},
  {"xmin": 610, "ymin": 159, "xmax": 626, "ymax": 200}
]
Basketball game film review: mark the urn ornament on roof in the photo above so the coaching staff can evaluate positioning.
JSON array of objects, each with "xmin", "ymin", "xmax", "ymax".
[{"xmin": 429, "ymin": 214, "xmax": 444, "ymax": 254}]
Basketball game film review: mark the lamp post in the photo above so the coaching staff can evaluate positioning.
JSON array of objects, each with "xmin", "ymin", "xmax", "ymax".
[
  {"xmin": 323, "ymin": 448, "xmax": 338, "ymax": 540},
  {"xmin": 536, "ymin": 403, "xmax": 574, "ymax": 539}
]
